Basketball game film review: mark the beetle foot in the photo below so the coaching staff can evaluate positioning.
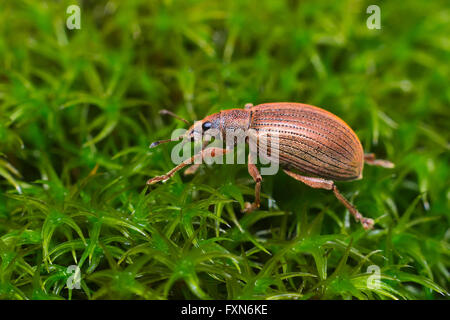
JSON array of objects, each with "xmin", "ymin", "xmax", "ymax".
[
  {"xmin": 353, "ymin": 211, "xmax": 374, "ymax": 230},
  {"xmin": 360, "ymin": 217, "xmax": 374, "ymax": 230},
  {"xmin": 366, "ymin": 159, "xmax": 395, "ymax": 168},
  {"xmin": 364, "ymin": 153, "xmax": 395, "ymax": 168},
  {"xmin": 242, "ymin": 202, "xmax": 259, "ymax": 213},
  {"xmin": 146, "ymin": 175, "xmax": 170, "ymax": 185}
]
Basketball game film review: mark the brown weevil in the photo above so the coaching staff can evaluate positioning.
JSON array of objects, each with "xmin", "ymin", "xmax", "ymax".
[{"xmin": 147, "ymin": 102, "xmax": 394, "ymax": 229}]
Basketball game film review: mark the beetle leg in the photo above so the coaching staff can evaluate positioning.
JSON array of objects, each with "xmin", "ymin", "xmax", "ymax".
[
  {"xmin": 184, "ymin": 141, "xmax": 210, "ymax": 176},
  {"xmin": 364, "ymin": 153, "xmax": 394, "ymax": 168},
  {"xmin": 242, "ymin": 153, "xmax": 262, "ymax": 213},
  {"xmin": 283, "ymin": 169, "xmax": 374, "ymax": 230},
  {"xmin": 244, "ymin": 103, "xmax": 254, "ymax": 110},
  {"xmin": 147, "ymin": 148, "xmax": 229, "ymax": 185},
  {"xmin": 184, "ymin": 164, "xmax": 201, "ymax": 175}
]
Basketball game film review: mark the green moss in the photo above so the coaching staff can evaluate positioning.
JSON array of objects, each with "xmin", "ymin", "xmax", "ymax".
[{"xmin": 0, "ymin": 0, "xmax": 448, "ymax": 299}]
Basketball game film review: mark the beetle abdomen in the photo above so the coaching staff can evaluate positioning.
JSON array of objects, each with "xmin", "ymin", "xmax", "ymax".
[{"xmin": 250, "ymin": 103, "xmax": 364, "ymax": 181}]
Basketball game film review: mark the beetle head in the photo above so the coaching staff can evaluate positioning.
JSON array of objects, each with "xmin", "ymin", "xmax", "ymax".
[
  {"xmin": 149, "ymin": 108, "xmax": 251, "ymax": 148},
  {"xmin": 149, "ymin": 112, "xmax": 222, "ymax": 148},
  {"xmin": 184, "ymin": 112, "xmax": 222, "ymax": 142}
]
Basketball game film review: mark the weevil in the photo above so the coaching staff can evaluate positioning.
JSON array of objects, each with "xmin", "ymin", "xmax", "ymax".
[{"xmin": 147, "ymin": 102, "xmax": 394, "ymax": 229}]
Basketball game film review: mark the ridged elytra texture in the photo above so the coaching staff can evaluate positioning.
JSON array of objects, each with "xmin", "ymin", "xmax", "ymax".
[{"xmin": 249, "ymin": 103, "xmax": 364, "ymax": 181}]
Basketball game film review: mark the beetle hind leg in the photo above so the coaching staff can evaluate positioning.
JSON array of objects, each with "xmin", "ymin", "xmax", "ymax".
[
  {"xmin": 364, "ymin": 153, "xmax": 394, "ymax": 168},
  {"xmin": 283, "ymin": 169, "xmax": 374, "ymax": 230}
]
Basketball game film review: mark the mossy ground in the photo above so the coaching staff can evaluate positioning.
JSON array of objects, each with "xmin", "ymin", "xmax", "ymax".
[{"xmin": 0, "ymin": 0, "xmax": 448, "ymax": 299}]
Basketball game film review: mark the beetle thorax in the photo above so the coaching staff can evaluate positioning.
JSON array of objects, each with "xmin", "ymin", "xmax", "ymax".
[
  {"xmin": 220, "ymin": 109, "xmax": 251, "ymax": 133},
  {"xmin": 219, "ymin": 109, "xmax": 252, "ymax": 147}
]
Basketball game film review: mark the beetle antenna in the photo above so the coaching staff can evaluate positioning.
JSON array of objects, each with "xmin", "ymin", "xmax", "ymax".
[
  {"xmin": 160, "ymin": 109, "xmax": 190, "ymax": 125},
  {"xmin": 149, "ymin": 138, "xmax": 180, "ymax": 148}
]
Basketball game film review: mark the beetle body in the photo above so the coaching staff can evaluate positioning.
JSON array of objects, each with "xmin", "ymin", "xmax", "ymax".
[
  {"xmin": 184, "ymin": 103, "xmax": 364, "ymax": 180},
  {"xmin": 148, "ymin": 102, "xmax": 394, "ymax": 230}
]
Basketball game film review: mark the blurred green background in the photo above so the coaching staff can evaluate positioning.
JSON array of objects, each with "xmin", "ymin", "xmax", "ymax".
[{"xmin": 0, "ymin": 0, "xmax": 448, "ymax": 299}]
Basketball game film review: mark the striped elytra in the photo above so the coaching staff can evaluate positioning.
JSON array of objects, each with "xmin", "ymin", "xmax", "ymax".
[{"xmin": 248, "ymin": 103, "xmax": 364, "ymax": 181}]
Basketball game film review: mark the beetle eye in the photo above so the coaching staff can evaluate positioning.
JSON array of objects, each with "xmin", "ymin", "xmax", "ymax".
[{"xmin": 202, "ymin": 122, "xmax": 212, "ymax": 131}]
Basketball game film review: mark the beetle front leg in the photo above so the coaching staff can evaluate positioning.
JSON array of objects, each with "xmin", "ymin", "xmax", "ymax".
[
  {"xmin": 147, "ymin": 148, "xmax": 229, "ymax": 185},
  {"xmin": 242, "ymin": 153, "xmax": 262, "ymax": 213},
  {"xmin": 183, "ymin": 141, "xmax": 210, "ymax": 176},
  {"xmin": 283, "ymin": 169, "xmax": 374, "ymax": 230},
  {"xmin": 364, "ymin": 153, "xmax": 394, "ymax": 168},
  {"xmin": 184, "ymin": 164, "xmax": 201, "ymax": 176}
]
